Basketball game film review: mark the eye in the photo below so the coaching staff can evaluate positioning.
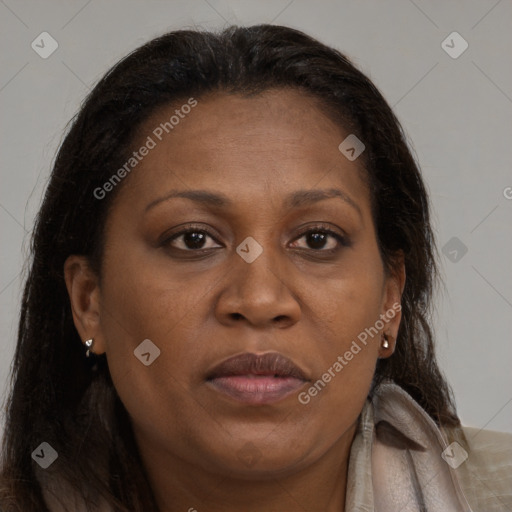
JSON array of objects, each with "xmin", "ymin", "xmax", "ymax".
[
  {"xmin": 290, "ymin": 225, "xmax": 350, "ymax": 253},
  {"xmin": 162, "ymin": 225, "xmax": 222, "ymax": 251}
]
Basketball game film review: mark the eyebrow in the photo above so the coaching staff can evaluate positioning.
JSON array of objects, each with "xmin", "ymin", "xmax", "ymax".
[{"xmin": 144, "ymin": 187, "xmax": 362, "ymax": 217}]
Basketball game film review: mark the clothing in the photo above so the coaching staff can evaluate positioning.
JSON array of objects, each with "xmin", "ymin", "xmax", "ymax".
[
  {"xmin": 346, "ymin": 382, "xmax": 512, "ymax": 511},
  {"xmin": 38, "ymin": 382, "xmax": 512, "ymax": 511}
]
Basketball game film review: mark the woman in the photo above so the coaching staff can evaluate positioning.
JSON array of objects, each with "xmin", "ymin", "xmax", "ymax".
[{"xmin": 0, "ymin": 24, "xmax": 510, "ymax": 512}]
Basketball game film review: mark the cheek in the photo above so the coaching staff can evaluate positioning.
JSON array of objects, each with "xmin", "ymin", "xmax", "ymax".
[
  {"xmin": 301, "ymin": 247, "xmax": 384, "ymax": 414},
  {"xmin": 296, "ymin": 286, "xmax": 382, "ymax": 457},
  {"xmin": 99, "ymin": 236, "xmax": 205, "ymax": 347},
  {"xmin": 314, "ymin": 253, "xmax": 384, "ymax": 356},
  {"xmin": 308, "ymin": 280, "xmax": 381, "ymax": 402},
  {"xmin": 97, "ymin": 251, "xmax": 208, "ymax": 432}
]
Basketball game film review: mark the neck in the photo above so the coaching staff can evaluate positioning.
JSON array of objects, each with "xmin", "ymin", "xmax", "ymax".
[{"xmin": 135, "ymin": 422, "xmax": 357, "ymax": 512}]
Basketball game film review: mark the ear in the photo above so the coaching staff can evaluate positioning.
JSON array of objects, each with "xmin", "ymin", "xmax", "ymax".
[
  {"xmin": 63, "ymin": 255, "xmax": 107, "ymax": 355},
  {"xmin": 378, "ymin": 251, "xmax": 406, "ymax": 359}
]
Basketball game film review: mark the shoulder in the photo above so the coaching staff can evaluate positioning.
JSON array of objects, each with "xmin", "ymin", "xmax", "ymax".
[
  {"xmin": 461, "ymin": 424, "xmax": 512, "ymax": 462},
  {"xmin": 370, "ymin": 382, "xmax": 512, "ymax": 511},
  {"xmin": 450, "ymin": 425, "xmax": 512, "ymax": 511}
]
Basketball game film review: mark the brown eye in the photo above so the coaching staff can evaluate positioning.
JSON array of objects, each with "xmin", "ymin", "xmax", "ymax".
[
  {"xmin": 303, "ymin": 232, "xmax": 334, "ymax": 250},
  {"xmin": 162, "ymin": 227, "xmax": 222, "ymax": 251},
  {"xmin": 290, "ymin": 225, "xmax": 351, "ymax": 253},
  {"xmin": 178, "ymin": 231, "xmax": 208, "ymax": 250}
]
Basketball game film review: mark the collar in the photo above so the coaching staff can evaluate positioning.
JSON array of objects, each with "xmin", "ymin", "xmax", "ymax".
[{"xmin": 345, "ymin": 381, "xmax": 474, "ymax": 512}]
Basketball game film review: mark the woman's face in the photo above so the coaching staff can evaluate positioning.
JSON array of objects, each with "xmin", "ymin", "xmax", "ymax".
[{"xmin": 66, "ymin": 88, "xmax": 403, "ymax": 478}]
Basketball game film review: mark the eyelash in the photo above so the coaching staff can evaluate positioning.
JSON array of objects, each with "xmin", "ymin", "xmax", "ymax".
[{"xmin": 161, "ymin": 223, "xmax": 350, "ymax": 254}]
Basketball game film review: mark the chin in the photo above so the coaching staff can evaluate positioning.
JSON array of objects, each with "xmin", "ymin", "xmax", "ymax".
[{"xmin": 196, "ymin": 439, "xmax": 316, "ymax": 480}]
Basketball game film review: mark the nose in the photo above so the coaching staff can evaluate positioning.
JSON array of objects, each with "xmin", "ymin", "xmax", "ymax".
[{"xmin": 214, "ymin": 245, "xmax": 301, "ymax": 329}]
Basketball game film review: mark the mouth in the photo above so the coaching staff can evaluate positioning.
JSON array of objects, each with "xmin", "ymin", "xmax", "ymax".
[{"xmin": 205, "ymin": 352, "xmax": 309, "ymax": 405}]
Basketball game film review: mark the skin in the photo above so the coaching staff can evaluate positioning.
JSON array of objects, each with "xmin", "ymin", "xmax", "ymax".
[{"xmin": 64, "ymin": 88, "xmax": 405, "ymax": 512}]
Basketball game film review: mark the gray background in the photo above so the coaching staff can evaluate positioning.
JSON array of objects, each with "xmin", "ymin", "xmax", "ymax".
[{"xmin": 1, "ymin": 0, "xmax": 511, "ymax": 438}]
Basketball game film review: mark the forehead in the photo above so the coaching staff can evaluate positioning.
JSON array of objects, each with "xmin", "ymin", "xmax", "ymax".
[
  {"xmin": 113, "ymin": 88, "xmax": 370, "ymax": 215},
  {"xmin": 143, "ymin": 88, "xmax": 347, "ymax": 157}
]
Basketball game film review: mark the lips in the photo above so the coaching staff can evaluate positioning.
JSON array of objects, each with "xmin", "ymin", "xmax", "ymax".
[{"xmin": 206, "ymin": 352, "xmax": 308, "ymax": 405}]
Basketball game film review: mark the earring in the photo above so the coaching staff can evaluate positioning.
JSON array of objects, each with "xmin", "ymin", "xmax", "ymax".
[
  {"xmin": 381, "ymin": 334, "xmax": 390, "ymax": 349},
  {"xmin": 85, "ymin": 338, "xmax": 94, "ymax": 357}
]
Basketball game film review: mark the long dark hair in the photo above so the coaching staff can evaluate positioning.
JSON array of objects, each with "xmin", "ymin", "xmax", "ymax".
[{"xmin": 0, "ymin": 24, "xmax": 460, "ymax": 511}]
